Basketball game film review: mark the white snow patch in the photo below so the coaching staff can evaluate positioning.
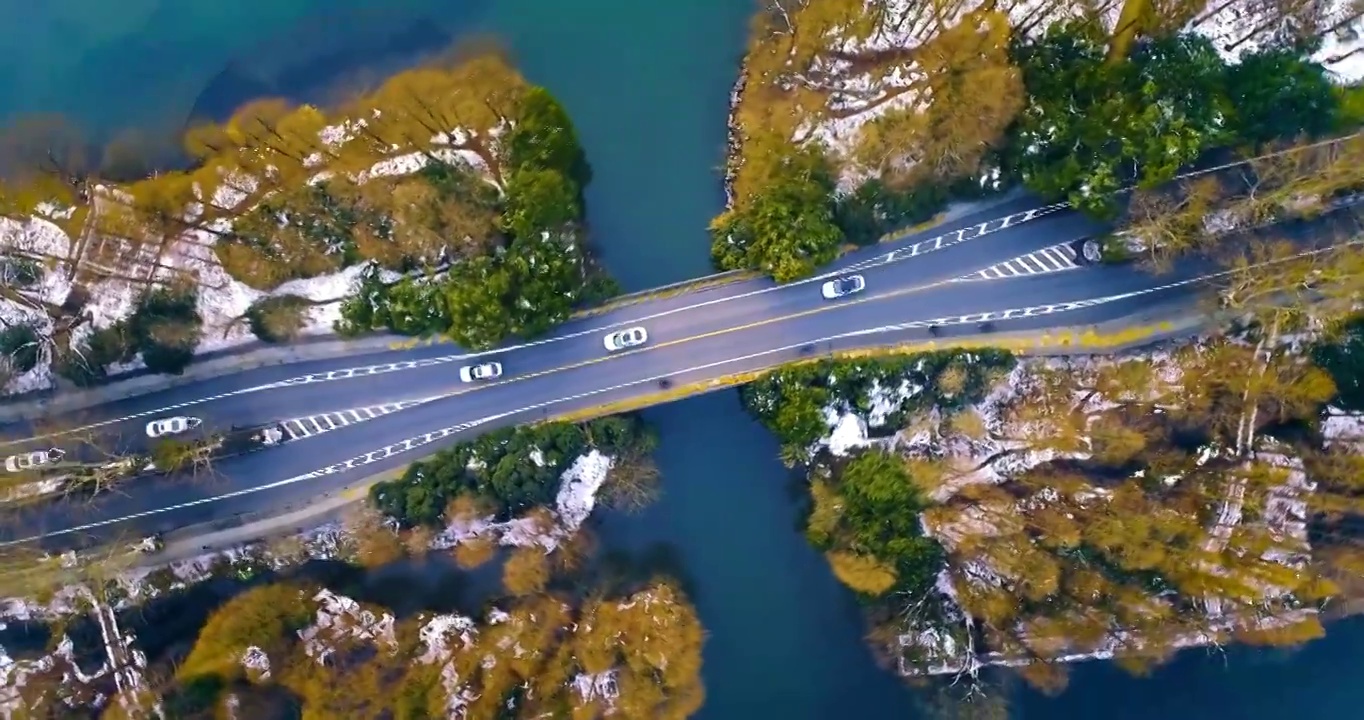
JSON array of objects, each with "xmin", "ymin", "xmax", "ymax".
[
  {"xmin": 298, "ymin": 589, "xmax": 397, "ymax": 664},
  {"xmin": 822, "ymin": 409, "xmax": 874, "ymax": 456},
  {"xmin": 434, "ymin": 449, "xmax": 615, "ymax": 554},
  {"xmin": 2, "ymin": 116, "xmax": 507, "ymax": 398},
  {"xmin": 572, "ymin": 670, "xmax": 620, "ymax": 708},
  {"xmin": 1191, "ymin": 0, "xmax": 1364, "ymax": 84},
  {"xmin": 240, "ymin": 646, "xmax": 271, "ymax": 681},
  {"xmin": 554, "ymin": 450, "xmax": 613, "ymax": 533}
]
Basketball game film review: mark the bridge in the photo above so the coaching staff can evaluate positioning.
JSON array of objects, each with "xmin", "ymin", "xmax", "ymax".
[{"xmin": 0, "ymin": 192, "xmax": 1351, "ymax": 551}]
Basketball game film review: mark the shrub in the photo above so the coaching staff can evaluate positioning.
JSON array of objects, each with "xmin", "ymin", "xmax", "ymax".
[
  {"xmin": 0, "ymin": 256, "xmax": 41, "ymax": 288},
  {"xmin": 334, "ymin": 267, "xmax": 388, "ymax": 338},
  {"xmin": 371, "ymin": 415, "xmax": 656, "ymax": 527},
  {"xmin": 335, "ymin": 272, "xmax": 449, "ymax": 339},
  {"xmin": 246, "ymin": 294, "xmax": 312, "ymax": 343},
  {"xmin": 129, "ymin": 286, "xmax": 203, "ymax": 375},
  {"xmin": 55, "ymin": 322, "xmax": 137, "ymax": 387},
  {"xmin": 1312, "ymin": 314, "xmax": 1364, "ymax": 411},
  {"xmin": 0, "ymin": 323, "xmax": 41, "ymax": 373}
]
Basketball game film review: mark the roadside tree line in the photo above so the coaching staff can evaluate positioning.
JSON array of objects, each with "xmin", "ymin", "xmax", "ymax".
[
  {"xmin": 718, "ymin": 0, "xmax": 1364, "ymax": 281},
  {"xmin": 0, "ymin": 46, "xmax": 613, "ymax": 395},
  {"xmin": 370, "ymin": 415, "xmax": 659, "ymax": 528}
]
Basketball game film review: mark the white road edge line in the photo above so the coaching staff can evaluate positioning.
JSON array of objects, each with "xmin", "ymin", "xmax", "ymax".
[
  {"xmin": 16, "ymin": 239, "xmax": 1363, "ymax": 545},
  {"xmin": 16, "ymin": 144, "xmax": 1360, "ymax": 443},
  {"xmin": 16, "ymin": 205, "xmax": 1071, "ymax": 443},
  {"xmin": 4, "ymin": 270, "xmax": 1239, "ymax": 546}
]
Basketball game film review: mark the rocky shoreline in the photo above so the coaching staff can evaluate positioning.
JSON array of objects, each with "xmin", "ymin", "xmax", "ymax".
[{"xmin": 722, "ymin": 56, "xmax": 748, "ymax": 210}]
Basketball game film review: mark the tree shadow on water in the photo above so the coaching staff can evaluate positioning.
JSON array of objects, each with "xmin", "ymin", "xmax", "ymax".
[
  {"xmin": 186, "ymin": 1, "xmax": 495, "ymax": 125},
  {"xmin": 577, "ymin": 541, "xmax": 701, "ymax": 601}
]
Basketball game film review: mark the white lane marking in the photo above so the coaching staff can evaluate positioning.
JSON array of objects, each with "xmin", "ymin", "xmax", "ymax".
[
  {"xmin": 19, "ymin": 237, "xmax": 1364, "ymax": 546},
  {"xmin": 283, "ymin": 420, "xmax": 309, "ymax": 441},
  {"xmin": 1039, "ymin": 248, "xmax": 1069, "ymax": 269},
  {"xmin": 279, "ymin": 397, "xmax": 449, "ymax": 443},
  {"xmin": 2, "ymin": 272, "xmax": 1235, "ymax": 546},
  {"xmin": 17, "ymin": 144, "xmax": 1361, "ymax": 446},
  {"xmin": 14, "ymin": 205, "xmax": 1065, "ymax": 444},
  {"xmin": 959, "ymin": 243, "xmax": 1080, "ymax": 282}
]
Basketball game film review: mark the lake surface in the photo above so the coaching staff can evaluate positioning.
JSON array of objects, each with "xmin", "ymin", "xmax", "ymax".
[{"xmin": 5, "ymin": 1, "xmax": 1364, "ymax": 717}]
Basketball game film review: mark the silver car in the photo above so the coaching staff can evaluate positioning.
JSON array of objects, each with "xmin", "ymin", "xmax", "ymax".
[
  {"xmin": 821, "ymin": 274, "xmax": 866, "ymax": 300},
  {"xmin": 3, "ymin": 447, "xmax": 66, "ymax": 473},
  {"xmin": 603, "ymin": 327, "xmax": 648, "ymax": 352},
  {"xmin": 146, "ymin": 416, "xmax": 202, "ymax": 438},
  {"xmin": 459, "ymin": 362, "xmax": 504, "ymax": 382}
]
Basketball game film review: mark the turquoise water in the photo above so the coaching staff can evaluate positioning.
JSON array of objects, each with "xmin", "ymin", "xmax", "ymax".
[{"xmin": 5, "ymin": 1, "xmax": 1363, "ymax": 717}]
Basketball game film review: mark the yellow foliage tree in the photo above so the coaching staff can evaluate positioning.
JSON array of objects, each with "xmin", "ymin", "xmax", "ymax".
[
  {"xmin": 177, "ymin": 582, "xmax": 312, "ymax": 682},
  {"xmin": 826, "ymin": 550, "xmax": 899, "ymax": 595},
  {"xmin": 502, "ymin": 545, "xmax": 551, "ymax": 595}
]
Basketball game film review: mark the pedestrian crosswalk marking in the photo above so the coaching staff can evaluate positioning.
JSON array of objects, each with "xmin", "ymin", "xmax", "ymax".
[
  {"xmin": 960, "ymin": 242, "xmax": 1081, "ymax": 281},
  {"xmin": 279, "ymin": 399, "xmax": 432, "ymax": 441}
]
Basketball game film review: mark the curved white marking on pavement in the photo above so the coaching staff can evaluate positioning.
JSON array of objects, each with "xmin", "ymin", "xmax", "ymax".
[
  {"xmin": 17, "ymin": 236, "xmax": 1364, "ymax": 545},
  {"xmin": 17, "ymin": 141, "xmax": 1359, "ymax": 442},
  {"xmin": 22, "ymin": 204, "xmax": 1067, "ymax": 442},
  {"xmin": 1, "ymin": 271, "xmax": 1229, "ymax": 546}
]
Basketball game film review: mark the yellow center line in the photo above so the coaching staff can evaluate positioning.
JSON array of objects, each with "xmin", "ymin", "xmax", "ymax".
[
  {"xmin": 434, "ymin": 277, "xmax": 954, "ymax": 400},
  {"xmin": 2, "ymin": 278, "xmax": 951, "ymax": 447}
]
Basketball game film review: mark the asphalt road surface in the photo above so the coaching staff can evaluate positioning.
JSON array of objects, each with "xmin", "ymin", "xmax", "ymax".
[{"xmin": 0, "ymin": 193, "xmax": 1355, "ymax": 551}]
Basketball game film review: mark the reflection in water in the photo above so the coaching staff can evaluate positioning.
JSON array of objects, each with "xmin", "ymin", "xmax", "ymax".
[{"xmin": 188, "ymin": 6, "xmax": 485, "ymax": 124}]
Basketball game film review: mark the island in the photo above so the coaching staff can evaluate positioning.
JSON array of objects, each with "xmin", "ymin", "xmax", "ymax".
[{"xmin": 3, "ymin": 1, "xmax": 1364, "ymax": 717}]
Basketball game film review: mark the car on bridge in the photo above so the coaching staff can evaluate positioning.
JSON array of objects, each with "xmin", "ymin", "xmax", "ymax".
[
  {"xmin": 821, "ymin": 274, "xmax": 866, "ymax": 300},
  {"xmin": 3, "ymin": 447, "xmax": 66, "ymax": 473},
  {"xmin": 459, "ymin": 361, "xmax": 504, "ymax": 382},
  {"xmin": 604, "ymin": 327, "xmax": 648, "ymax": 352},
  {"xmin": 146, "ymin": 416, "xmax": 203, "ymax": 438}
]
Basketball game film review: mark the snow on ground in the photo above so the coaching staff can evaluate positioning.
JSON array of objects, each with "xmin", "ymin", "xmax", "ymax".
[
  {"xmin": 434, "ymin": 449, "xmax": 615, "ymax": 553},
  {"xmin": 1193, "ymin": 0, "xmax": 1364, "ymax": 83},
  {"xmin": 0, "ymin": 632, "xmax": 112, "ymax": 718},
  {"xmin": 811, "ymin": 343, "xmax": 1327, "ymax": 675},
  {"xmin": 299, "ymin": 588, "xmax": 397, "ymax": 663},
  {"xmin": 781, "ymin": 0, "xmax": 1363, "ymax": 191},
  {"xmin": 1, "ymin": 121, "xmax": 493, "ymax": 398},
  {"xmin": 418, "ymin": 612, "xmax": 482, "ymax": 717},
  {"xmin": 821, "ymin": 408, "xmax": 876, "ymax": 457},
  {"xmin": 553, "ymin": 450, "xmax": 613, "ymax": 532},
  {"xmin": 0, "ymin": 216, "xmax": 76, "ymax": 395},
  {"xmin": 240, "ymin": 646, "xmax": 271, "ymax": 681},
  {"xmin": 1322, "ymin": 406, "xmax": 1364, "ymax": 447},
  {"xmin": 573, "ymin": 670, "xmax": 621, "ymax": 709},
  {"xmin": 0, "ymin": 446, "xmax": 612, "ymax": 712},
  {"xmin": 785, "ymin": 0, "xmax": 1120, "ymax": 188}
]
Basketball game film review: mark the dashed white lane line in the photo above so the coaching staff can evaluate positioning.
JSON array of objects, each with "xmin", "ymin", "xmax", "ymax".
[
  {"xmin": 4, "ymin": 205, "xmax": 1071, "ymax": 447},
  {"xmin": 31, "ymin": 235, "xmax": 1364, "ymax": 547},
  {"xmin": 3, "ymin": 273, "xmax": 1228, "ymax": 547}
]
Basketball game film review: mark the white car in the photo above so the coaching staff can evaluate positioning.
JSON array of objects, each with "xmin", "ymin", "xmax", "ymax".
[
  {"xmin": 821, "ymin": 274, "xmax": 866, "ymax": 300},
  {"xmin": 145, "ymin": 416, "xmax": 202, "ymax": 438},
  {"xmin": 459, "ymin": 362, "xmax": 504, "ymax": 383},
  {"xmin": 3, "ymin": 448, "xmax": 65, "ymax": 473},
  {"xmin": 603, "ymin": 327, "xmax": 648, "ymax": 352}
]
